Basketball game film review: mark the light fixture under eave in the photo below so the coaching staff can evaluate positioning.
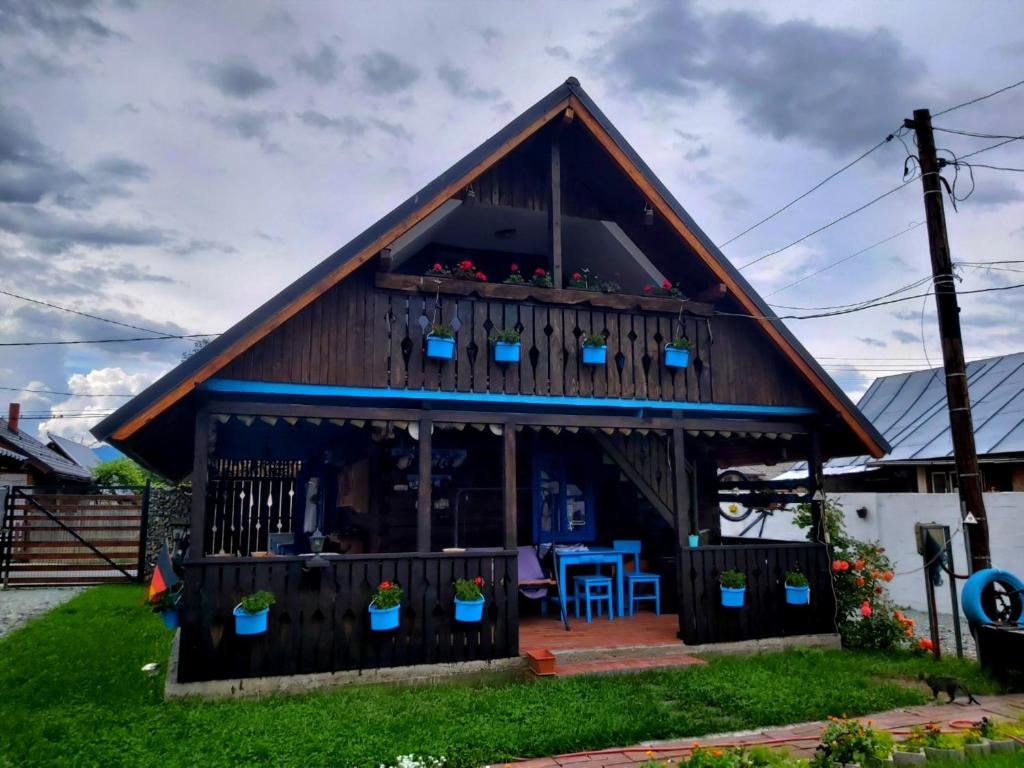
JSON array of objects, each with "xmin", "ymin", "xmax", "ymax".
[
  {"xmin": 464, "ymin": 184, "xmax": 476, "ymax": 205},
  {"xmin": 643, "ymin": 203, "xmax": 654, "ymax": 226}
]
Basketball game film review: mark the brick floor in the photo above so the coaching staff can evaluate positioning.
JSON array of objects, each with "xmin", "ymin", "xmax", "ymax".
[
  {"xmin": 512, "ymin": 693, "xmax": 1024, "ymax": 767},
  {"xmin": 520, "ymin": 612, "xmax": 680, "ymax": 652}
]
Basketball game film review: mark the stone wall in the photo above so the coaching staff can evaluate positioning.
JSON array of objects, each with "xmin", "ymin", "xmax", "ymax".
[{"xmin": 144, "ymin": 486, "xmax": 191, "ymax": 576}]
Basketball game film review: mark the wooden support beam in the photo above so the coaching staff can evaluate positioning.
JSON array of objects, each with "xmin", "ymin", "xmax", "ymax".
[
  {"xmin": 417, "ymin": 418, "xmax": 432, "ymax": 552},
  {"xmin": 189, "ymin": 404, "xmax": 210, "ymax": 559},
  {"xmin": 548, "ymin": 128, "xmax": 563, "ymax": 287},
  {"xmin": 807, "ymin": 431, "xmax": 825, "ymax": 544},
  {"xmin": 671, "ymin": 426, "xmax": 692, "ymax": 640},
  {"xmin": 503, "ymin": 424, "xmax": 517, "ymax": 549}
]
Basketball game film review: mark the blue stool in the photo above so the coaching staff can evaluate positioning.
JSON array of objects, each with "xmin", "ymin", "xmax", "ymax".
[
  {"xmin": 614, "ymin": 539, "xmax": 661, "ymax": 615},
  {"xmin": 573, "ymin": 574, "xmax": 614, "ymax": 622}
]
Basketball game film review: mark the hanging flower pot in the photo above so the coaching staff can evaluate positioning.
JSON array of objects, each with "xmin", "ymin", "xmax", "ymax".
[
  {"xmin": 688, "ymin": 534, "xmax": 700, "ymax": 548},
  {"xmin": 582, "ymin": 334, "xmax": 607, "ymax": 365},
  {"xmin": 161, "ymin": 608, "xmax": 180, "ymax": 630},
  {"xmin": 454, "ymin": 576, "xmax": 486, "ymax": 622},
  {"xmin": 149, "ymin": 583, "xmax": 183, "ymax": 631},
  {"xmin": 719, "ymin": 569, "xmax": 746, "ymax": 608},
  {"xmin": 490, "ymin": 329, "xmax": 522, "ymax": 363},
  {"xmin": 785, "ymin": 570, "xmax": 810, "ymax": 605},
  {"xmin": 426, "ymin": 323, "xmax": 455, "ymax": 360},
  {"xmin": 233, "ymin": 590, "xmax": 274, "ymax": 635},
  {"xmin": 664, "ymin": 338, "xmax": 692, "ymax": 368},
  {"xmin": 369, "ymin": 580, "xmax": 402, "ymax": 631}
]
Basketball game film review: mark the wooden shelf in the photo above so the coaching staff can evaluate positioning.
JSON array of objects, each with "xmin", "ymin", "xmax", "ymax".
[{"xmin": 375, "ymin": 273, "xmax": 714, "ymax": 316}]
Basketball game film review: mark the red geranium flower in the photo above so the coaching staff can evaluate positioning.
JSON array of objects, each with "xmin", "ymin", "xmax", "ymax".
[
  {"xmin": 854, "ymin": 576, "xmax": 865, "ymax": 587},
  {"xmin": 432, "ymin": 262, "xmax": 443, "ymax": 271},
  {"xmin": 882, "ymin": 570, "xmax": 894, "ymax": 582},
  {"xmin": 510, "ymin": 263, "xmax": 519, "ymax": 272},
  {"xmin": 572, "ymin": 271, "xmax": 582, "ymax": 280},
  {"xmin": 535, "ymin": 267, "xmax": 546, "ymax": 275},
  {"xmin": 476, "ymin": 271, "xmax": 487, "ymax": 281},
  {"xmin": 474, "ymin": 576, "xmax": 484, "ymax": 586},
  {"xmin": 643, "ymin": 284, "xmax": 654, "ymax": 293},
  {"xmin": 459, "ymin": 259, "xmax": 473, "ymax": 269},
  {"xmin": 380, "ymin": 580, "xmax": 392, "ymax": 589},
  {"xmin": 661, "ymin": 278, "xmax": 672, "ymax": 290},
  {"xmin": 918, "ymin": 637, "xmax": 933, "ymax": 651},
  {"xmin": 854, "ymin": 559, "xmax": 865, "ymax": 570}
]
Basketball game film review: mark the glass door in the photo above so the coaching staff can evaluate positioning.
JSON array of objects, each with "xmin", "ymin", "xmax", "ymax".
[{"xmin": 532, "ymin": 454, "xmax": 596, "ymax": 544}]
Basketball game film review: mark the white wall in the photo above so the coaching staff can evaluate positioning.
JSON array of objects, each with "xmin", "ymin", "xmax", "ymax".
[{"xmin": 721, "ymin": 492, "xmax": 1024, "ymax": 615}]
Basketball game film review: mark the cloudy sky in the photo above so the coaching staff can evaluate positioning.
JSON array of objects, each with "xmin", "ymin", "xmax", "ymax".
[{"xmin": 2, "ymin": 0, "xmax": 1023, "ymax": 445}]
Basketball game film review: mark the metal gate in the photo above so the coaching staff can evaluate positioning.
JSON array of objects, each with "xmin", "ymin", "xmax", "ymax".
[{"xmin": 0, "ymin": 485, "xmax": 148, "ymax": 587}]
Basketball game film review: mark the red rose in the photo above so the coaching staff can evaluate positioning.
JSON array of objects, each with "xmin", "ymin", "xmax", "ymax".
[
  {"xmin": 510, "ymin": 263, "xmax": 519, "ymax": 272},
  {"xmin": 661, "ymin": 278, "xmax": 672, "ymax": 289},
  {"xmin": 860, "ymin": 600, "xmax": 872, "ymax": 617},
  {"xmin": 643, "ymin": 285, "xmax": 654, "ymax": 293},
  {"xmin": 882, "ymin": 570, "xmax": 894, "ymax": 582},
  {"xmin": 854, "ymin": 559, "xmax": 865, "ymax": 570}
]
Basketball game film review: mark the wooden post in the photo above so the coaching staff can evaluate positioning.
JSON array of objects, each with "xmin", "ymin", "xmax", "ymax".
[
  {"xmin": 548, "ymin": 129, "xmax": 563, "ymax": 287},
  {"xmin": 808, "ymin": 431, "xmax": 825, "ymax": 544},
  {"xmin": 137, "ymin": 478, "xmax": 151, "ymax": 581},
  {"xmin": 671, "ymin": 425, "xmax": 691, "ymax": 638},
  {"xmin": 908, "ymin": 108, "xmax": 991, "ymax": 573},
  {"xmin": 503, "ymin": 424, "xmax": 517, "ymax": 550},
  {"xmin": 417, "ymin": 417, "xmax": 432, "ymax": 552},
  {"xmin": 189, "ymin": 405, "xmax": 210, "ymax": 559}
]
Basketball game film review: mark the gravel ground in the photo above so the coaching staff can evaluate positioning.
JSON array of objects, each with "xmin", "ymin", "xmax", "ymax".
[
  {"xmin": 0, "ymin": 587, "xmax": 84, "ymax": 638},
  {"xmin": 905, "ymin": 608, "xmax": 977, "ymax": 659}
]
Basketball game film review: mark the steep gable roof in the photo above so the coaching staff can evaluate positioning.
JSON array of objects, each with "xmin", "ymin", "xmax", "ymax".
[
  {"xmin": 0, "ymin": 420, "xmax": 92, "ymax": 481},
  {"xmin": 92, "ymin": 78, "xmax": 887, "ymax": 459}
]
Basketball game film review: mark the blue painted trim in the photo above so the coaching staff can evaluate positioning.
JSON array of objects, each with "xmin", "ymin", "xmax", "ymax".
[{"xmin": 201, "ymin": 379, "xmax": 817, "ymax": 417}]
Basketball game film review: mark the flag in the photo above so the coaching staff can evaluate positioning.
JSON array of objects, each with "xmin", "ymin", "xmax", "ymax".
[{"xmin": 148, "ymin": 543, "xmax": 180, "ymax": 600}]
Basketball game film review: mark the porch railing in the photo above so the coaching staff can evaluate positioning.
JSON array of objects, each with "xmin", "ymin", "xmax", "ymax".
[
  {"xmin": 177, "ymin": 549, "xmax": 518, "ymax": 682},
  {"xmin": 676, "ymin": 541, "xmax": 836, "ymax": 645}
]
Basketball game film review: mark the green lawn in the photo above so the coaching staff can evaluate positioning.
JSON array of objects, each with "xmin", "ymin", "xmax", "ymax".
[{"xmin": 0, "ymin": 586, "xmax": 1004, "ymax": 768}]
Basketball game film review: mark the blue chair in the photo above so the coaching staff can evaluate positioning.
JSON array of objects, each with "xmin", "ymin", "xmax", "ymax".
[
  {"xmin": 614, "ymin": 539, "xmax": 661, "ymax": 615},
  {"xmin": 573, "ymin": 574, "xmax": 614, "ymax": 622}
]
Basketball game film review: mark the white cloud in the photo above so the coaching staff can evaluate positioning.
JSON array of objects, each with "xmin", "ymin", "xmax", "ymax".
[{"xmin": 35, "ymin": 367, "xmax": 156, "ymax": 443}]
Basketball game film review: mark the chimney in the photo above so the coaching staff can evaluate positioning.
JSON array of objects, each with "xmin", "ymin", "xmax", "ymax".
[{"xmin": 7, "ymin": 402, "xmax": 19, "ymax": 432}]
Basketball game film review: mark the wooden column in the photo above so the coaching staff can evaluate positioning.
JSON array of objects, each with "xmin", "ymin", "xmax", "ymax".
[
  {"xmin": 671, "ymin": 425, "xmax": 691, "ymax": 639},
  {"xmin": 189, "ymin": 404, "xmax": 210, "ymax": 559},
  {"xmin": 808, "ymin": 431, "xmax": 826, "ymax": 544},
  {"xmin": 417, "ymin": 418, "xmax": 432, "ymax": 552},
  {"xmin": 548, "ymin": 130, "xmax": 563, "ymax": 287},
  {"xmin": 503, "ymin": 424, "xmax": 517, "ymax": 550}
]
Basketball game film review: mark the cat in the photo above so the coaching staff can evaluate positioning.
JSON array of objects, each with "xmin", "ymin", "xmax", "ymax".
[{"xmin": 919, "ymin": 673, "xmax": 980, "ymax": 704}]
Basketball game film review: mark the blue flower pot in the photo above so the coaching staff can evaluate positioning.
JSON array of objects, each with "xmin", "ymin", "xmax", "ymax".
[
  {"xmin": 368, "ymin": 602, "xmax": 400, "ymax": 631},
  {"xmin": 688, "ymin": 534, "xmax": 700, "ymax": 548},
  {"xmin": 232, "ymin": 604, "xmax": 269, "ymax": 635},
  {"xmin": 582, "ymin": 344, "xmax": 607, "ymax": 365},
  {"xmin": 161, "ymin": 608, "xmax": 179, "ymax": 630},
  {"xmin": 454, "ymin": 596, "xmax": 485, "ymax": 622},
  {"xmin": 786, "ymin": 584, "xmax": 810, "ymax": 605},
  {"xmin": 720, "ymin": 586, "xmax": 746, "ymax": 608},
  {"xmin": 665, "ymin": 346, "xmax": 691, "ymax": 368},
  {"xmin": 494, "ymin": 341, "xmax": 521, "ymax": 363},
  {"xmin": 426, "ymin": 335, "xmax": 455, "ymax": 359}
]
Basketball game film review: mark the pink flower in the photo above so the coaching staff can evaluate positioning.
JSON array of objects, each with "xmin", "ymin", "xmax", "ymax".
[
  {"xmin": 476, "ymin": 271, "xmax": 487, "ymax": 282},
  {"xmin": 643, "ymin": 284, "xmax": 654, "ymax": 293},
  {"xmin": 661, "ymin": 278, "xmax": 672, "ymax": 290},
  {"xmin": 572, "ymin": 271, "xmax": 582, "ymax": 280},
  {"xmin": 432, "ymin": 262, "xmax": 443, "ymax": 271},
  {"xmin": 510, "ymin": 263, "xmax": 519, "ymax": 272}
]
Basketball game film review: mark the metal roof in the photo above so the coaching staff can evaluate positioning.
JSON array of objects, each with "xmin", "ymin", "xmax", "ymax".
[
  {"xmin": 47, "ymin": 432, "xmax": 103, "ymax": 470},
  {"xmin": 819, "ymin": 352, "xmax": 1024, "ymax": 472},
  {"xmin": 0, "ymin": 420, "xmax": 93, "ymax": 481}
]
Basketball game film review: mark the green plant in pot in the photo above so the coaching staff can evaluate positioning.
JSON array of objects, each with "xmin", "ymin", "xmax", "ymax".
[
  {"xmin": 719, "ymin": 569, "xmax": 746, "ymax": 607},
  {"xmin": 233, "ymin": 590, "xmax": 275, "ymax": 635},
  {"xmin": 453, "ymin": 575, "xmax": 486, "ymax": 622},
  {"xmin": 785, "ymin": 569, "xmax": 811, "ymax": 605},
  {"xmin": 664, "ymin": 336, "xmax": 692, "ymax": 368},
  {"xmin": 920, "ymin": 722, "xmax": 963, "ymax": 762},
  {"xmin": 490, "ymin": 328, "xmax": 522, "ymax": 363},
  {"xmin": 369, "ymin": 579, "xmax": 403, "ymax": 631},
  {"xmin": 426, "ymin": 322, "xmax": 456, "ymax": 360},
  {"xmin": 812, "ymin": 716, "xmax": 891, "ymax": 768},
  {"xmin": 150, "ymin": 583, "xmax": 183, "ymax": 630},
  {"xmin": 581, "ymin": 332, "xmax": 607, "ymax": 364},
  {"xmin": 503, "ymin": 263, "xmax": 525, "ymax": 284}
]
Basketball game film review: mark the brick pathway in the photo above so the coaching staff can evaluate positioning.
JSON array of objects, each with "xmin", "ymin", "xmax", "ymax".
[{"xmin": 512, "ymin": 694, "xmax": 1024, "ymax": 767}]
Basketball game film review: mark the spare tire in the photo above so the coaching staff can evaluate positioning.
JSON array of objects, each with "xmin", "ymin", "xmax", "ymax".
[{"xmin": 962, "ymin": 568, "xmax": 1024, "ymax": 625}]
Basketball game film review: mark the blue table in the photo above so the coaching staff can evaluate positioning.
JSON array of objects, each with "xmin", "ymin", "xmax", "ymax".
[{"xmin": 554, "ymin": 547, "xmax": 625, "ymax": 619}]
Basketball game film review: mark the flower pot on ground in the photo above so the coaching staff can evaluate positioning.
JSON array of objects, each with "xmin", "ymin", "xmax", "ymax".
[
  {"xmin": 149, "ymin": 583, "xmax": 182, "ymax": 631},
  {"xmin": 425, "ymin": 323, "xmax": 455, "ymax": 359},
  {"xmin": 233, "ymin": 590, "xmax": 274, "ymax": 635},
  {"xmin": 719, "ymin": 569, "xmax": 746, "ymax": 607},
  {"xmin": 369, "ymin": 580, "xmax": 402, "ymax": 631},
  {"xmin": 664, "ymin": 338, "xmax": 692, "ymax": 368},
  {"xmin": 923, "ymin": 746, "xmax": 963, "ymax": 761},
  {"xmin": 490, "ymin": 329, "xmax": 521, "ymax": 363},
  {"xmin": 453, "ymin": 575, "xmax": 486, "ymax": 622},
  {"xmin": 785, "ymin": 570, "xmax": 811, "ymax": 605},
  {"xmin": 581, "ymin": 334, "xmax": 607, "ymax": 365},
  {"xmin": 814, "ymin": 716, "xmax": 892, "ymax": 768},
  {"xmin": 891, "ymin": 749, "xmax": 925, "ymax": 765}
]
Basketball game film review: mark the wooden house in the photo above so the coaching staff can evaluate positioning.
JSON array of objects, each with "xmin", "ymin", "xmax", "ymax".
[{"xmin": 93, "ymin": 79, "xmax": 887, "ymax": 683}]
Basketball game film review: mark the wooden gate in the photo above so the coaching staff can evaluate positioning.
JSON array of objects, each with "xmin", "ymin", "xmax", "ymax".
[{"xmin": 0, "ymin": 485, "xmax": 148, "ymax": 587}]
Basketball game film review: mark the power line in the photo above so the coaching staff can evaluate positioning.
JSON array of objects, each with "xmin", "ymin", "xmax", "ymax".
[
  {"xmin": 933, "ymin": 127, "xmax": 1024, "ymax": 141},
  {"xmin": 769, "ymin": 274, "xmax": 938, "ymax": 312},
  {"xmin": 764, "ymin": 221, "xmax": 925, "ymax": 297},
  {"xmin": 737, "ymin": 178, "xmax": 917, "ymax": 270},
  {"xmin": 959, "ymin": 134, "xmax": 1024, "ymax": 161},
  {"xmin": 961, "ymin": 162, "xmax": 1024, "ymax": 173},
  {"xmin": 15, "ymin": 414, "xmax": 115, "ymax": 420},
  {"xmin": 720, "ymin": 131, "xmax": 897, "ymax": 247},
  {"xmin": 0, "ymin": 333, "xmax": 215, "ymax": 348},
  {"xmin": 0, "ymin": 385, "xmax": 135, "ymax": 398},
  {"xmin": 0, "ymin": 288, "xmax": 174, "ymax": 337},
  {"xmin": 933, "ymin": 78, "xmax": 1024, "ymax": 118}
]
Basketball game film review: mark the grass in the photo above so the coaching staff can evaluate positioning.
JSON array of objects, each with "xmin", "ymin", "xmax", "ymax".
[{"xmin": 0, "ymin": 585, "xmax": 1006, "ymax": 768}]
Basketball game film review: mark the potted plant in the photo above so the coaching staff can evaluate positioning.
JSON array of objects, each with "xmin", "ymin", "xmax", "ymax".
[
  {"xmin": 503, "ymin": 263, "xmax": 526, "ymax": 284},
  {"xmin": 581, "ymin": 333, "xmax": 608, "ymax": 365},
  {"xmin": 920, "ymin": 723, "xmax": 963, "ymax": 762},
  {"xmin": 529, "ymin": 267, "xmax": 553, "ymax": 287},
  {"xmin": 982, "ymin": 717, "xmax": 1019, "ymax": 752},
  {"xmin": 719, "ymin": 569, "xmax": 746, "ymax": 607},
  {"xmin": 368, "ymin": 579, "xmax": 402, "ymax": 631},
  {"xmin": 425, "ymin": 322, "xmax": 455, "ymax": 359},
  {"xmin": 643, "ymin": 279, "xmax": 686, "ymax": 298},
  {"xmin": 424, "ymin": 262, "xmax": 450, "ymax": 278},
  {"xmin": 232, "ymin": 590, "xmax": 274, "ymax": 635},
  {"xmin": 812, "ymin": 716, "xmax": 891, "ymax": 768},
  {"xmin": 688, "ymin": 532, "xmax": 700, "ymax": 547},
  {"xmin": 150, "ymin": 583, "xmax": 183, "ymax": 630},
  {"xmin": 892, "ymin": 727, "xmax": 926, "ymax": 765},
  {"xmin": 453, "ymin": 575, "xmax": 486, "ymax": 622},
  {"xmin": 451, "ymin": 259, "xmax": 486, "ymax": 282},
  {"xmin": 785, "ymin": 570, "xmax": 811, "ymax": 605},
  {"xmin": 960, "ymin": 727, "xmax": 989, "ymax": 757},
  {"xmin": 664, "ymin": 337, "xmax": 692, "ymax": 368},
  {"xmin": 490, "ymin": 328, "xmax": 522, "ymax": 363}
]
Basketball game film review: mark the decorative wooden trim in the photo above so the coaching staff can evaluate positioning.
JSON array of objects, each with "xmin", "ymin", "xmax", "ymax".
[
  {"xmin": 374, "ymin": 273, "xmax": 714, "ymax": 315},
  {"xmin": 417, "ymin": 417, "xmax": 432, "ymax": 552}
]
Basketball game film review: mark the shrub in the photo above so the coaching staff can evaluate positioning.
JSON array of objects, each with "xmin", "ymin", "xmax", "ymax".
[
  {"xmin": 239, "ymin": 590, "xmax": 275, "ymax": 614},
  {"xmin": 453, "ymin": 576, "xmax": 484, "ymax": 601},
  {"xmin": 371, "ymin": 580, "xmax": 402, "ymax": 609},
  {"xmin": 812, "ymin": 716, "xmax": 891, "ymax": 767},
  {"xmin": 719, "ymin": 569, "xmax": 746, "ymax": 588}
]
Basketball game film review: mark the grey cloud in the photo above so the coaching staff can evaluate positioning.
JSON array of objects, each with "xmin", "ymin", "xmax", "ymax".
[
  {"xmin": 890, "ymin": 310, "xmax": 919, "ymax": 321},
  {"xmin": 206, "ymin": 109, "xmax": 285, "ymax": 152},
  {"xmin": 166, "ymin": 238, "xmax": 239, "ymax": 257},
  {"xmin": 436, "ymin": 62, "xmax": 503, "ymax": 101},
  {"xmin": 965, "ymin": 176, "xmax": 1023, "ymax": 206},
  {"xmin": 0, "ymin": 205, "xmax": 166, "ymax": 253},
  {"xmin": 0, "ymin": 0, "xmax": 123, "ymax": 44},
  {"xmin": 891, "ymin": 329, "xmax": 920, "ymax": 344},
  {"xmin": 193, "ymin": 57, "xmax": 277, "ymax": 99},
  {"xmin": 297, "ymin": 110, "xmax": 366, "ymax": 136},
  {"xmin": 254, "ymin": 9, "xmax": 297, "ymax": 34},
  {"xmin": 91, "ymin": 155, "xmax": 152, "ymax": 182},
  {"xmin": 369, "ymin": 118, "xmax": 413, "ymax": 143},
  {"xmin": 358, "ymin": 51, "xmax": 420, "ymax": 94},
  {"xmin": 292, "ymin": 43, "xmax": 342, "ymax": 85},
  {"xmin": 545, "ymin": 46, "xmax": 572, "ymax": 60},
  {"xmin": 477, "ymin": 27, "xmax": 503, "ymax": 44},
  {"xmin": 16, "ymin": 51, "xmax": 77, "ymax": 79},
  {"xmin": 603, "ymin": 0, "xmax": 926, "ymax": 155},
  {"xmin": 961, "ymin": 311, "xmax": 1013, "ymax": 329},
  {"xmin": 857, "ymin": 336, "xmax": 888, "ymax": 348},
  {"xmin": 684, "ymin": 145, "xmax": 711, "ymax": 161},
  {"xmin": 117, "ymin": 102, "xmax": 140, "ymax": 115}
]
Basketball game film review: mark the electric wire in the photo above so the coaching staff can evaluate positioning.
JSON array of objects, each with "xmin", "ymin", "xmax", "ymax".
[
  {"xmin": 0, "ymin": 288, "xmax": 175, "ymax": 337},
  {"xmin": 932, "ymin": 78, "xmax": 1024, "ymax": 118},
  {"xmin": 0, "ymin": 385, "xmax": 135, "ymax": 398},
  {"xmin": 0, "ymin": 333, "xmax": 215, "ymax": 347}
]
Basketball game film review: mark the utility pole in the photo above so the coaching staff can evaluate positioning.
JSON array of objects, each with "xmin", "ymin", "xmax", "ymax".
[{"xmin": 906, "ymin": 108, "xmax": 991, "ymax": 573}]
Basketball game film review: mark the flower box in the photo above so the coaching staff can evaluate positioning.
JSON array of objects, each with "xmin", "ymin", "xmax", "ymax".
[
  {"xmin": 454, "ymin": 596, "xmax": 485, "ymax": 622},
  {"xmin": 426, "ymin": 335, "xmax": 455, "ymax": 359},
  {"xmin": 527, "ymin": 648, "xmax": 556, "ymax": 676},
  {"xmin": 494, "ymin": 341, "xmax": 520, "ymax": 363},
  {"xmin": 989, "ymin": 738, "xmax": 1018, "ymax": 752},
  {"xmin": 233, "ymin": 604, "xmax": 269, "ymax": 635},
  {"xmin": 664, "ymin": 345, "xmax": 691, "ymax": 368},
  {"xmin": 368, "ymin": 602, "xmax": 400, "ymax": 631},
  {"xmin": 582, "ymin": 344, "xmax": 607, "ymax": 365},
  {"xmin": 923, "ymin": 746, "xmax": 963, "ymax": 761},
  {"xmin": 720, "ymin": 586, "xmax": 745, "ymax": 608},
  {"xmin": 161, "ymin": 607, "xmax": 180, "ymax": 630},
  {"xmin": 786, "ymin": 584, "xmax": 810, "ymax": 605},
  {"xmin": 891, "ymin": 748, "xmax": 926, "ymax": 765}
]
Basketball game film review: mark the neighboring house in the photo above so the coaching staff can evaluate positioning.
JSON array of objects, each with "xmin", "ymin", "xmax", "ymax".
[
  {"xmin": 93, "ymin": 79, "xmax": 888, "ymax": 685},
  {"xmin": 0, "ymin": 404, "xmax": 93, "ymax": 486},
  {"xmin": 777, "ymin": 352, "xmax": 1024, "ymax": 493},
  {"xmin": 46, "ymin": 432, "xmax": 104, "ymax": 472}
]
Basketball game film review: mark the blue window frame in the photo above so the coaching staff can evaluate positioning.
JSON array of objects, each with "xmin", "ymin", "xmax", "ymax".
[{"xmin": 532, "ymin": 454, "xmax": 597, "ymax": 544}]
